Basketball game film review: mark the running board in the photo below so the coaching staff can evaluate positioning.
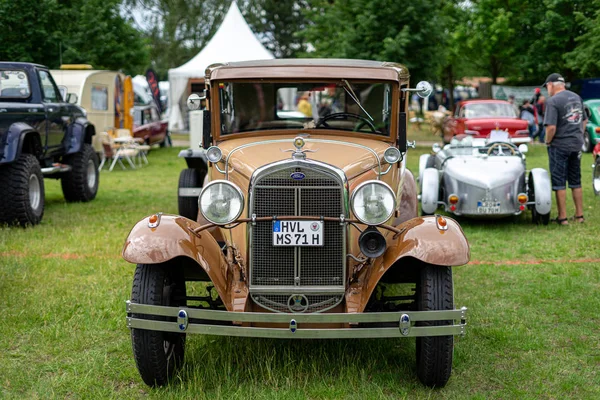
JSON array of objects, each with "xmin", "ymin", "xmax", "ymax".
[{"xmin": 41, "ymin": 164, "xmax": 72, "ymax": 175}]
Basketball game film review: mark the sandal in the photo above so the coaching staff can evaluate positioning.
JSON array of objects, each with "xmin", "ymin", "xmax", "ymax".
[
  {"xmin": 552, "ymin": 217, "xmax": 569, "ymax": 225},
  {"xmin": 572, "ymin": 215, "xmax": 585, "ymax": 223}
]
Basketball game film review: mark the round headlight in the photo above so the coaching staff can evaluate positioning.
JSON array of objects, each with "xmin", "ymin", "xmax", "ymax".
[
  {"xmin": 206, "ymin": 146, "xmax": 223, "ymax": 163},
  {"xmin": 351, "ymin": 180, "xmax": 396, "ymax": 225},
  {"xmin": 383, "ymin": 147, "xmax": 402, "ymax": 163},
  {"xmin": 198, "ymin": 180, "xmax": 244, "ymax": 225}
]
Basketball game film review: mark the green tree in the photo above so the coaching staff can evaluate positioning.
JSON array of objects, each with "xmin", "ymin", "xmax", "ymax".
[
  {"xmin": 0, "ymin": 0, "xmax": 148, "ymax": 74},
  {"xmin": 299, "ymin": 0, "xmax": 449, "ymax": 83},
  {"xmin": 240, "ymin": 0, "xmax": 312, "ymax": 58},
  {"xmin": 124, "ymin": 0, "xmax": 228, "ymax": 79},
  {"xmin": 61, "ymin": 0, "xmax": 149, "ymax": 74},
  {"xmin": 564, "ymin": 0, "xmax": 600, "ymax": 78}
]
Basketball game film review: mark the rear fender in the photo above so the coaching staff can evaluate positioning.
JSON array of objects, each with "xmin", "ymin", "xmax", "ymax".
[
  {"xmin": 529, "ymin": 168, "xmax": 552, "ymax": 215},
  {"xmin": 0, "ymin": 123, "xmax": 41, "ymax": 164},
  {"xmin": 64, "ymin": 118, "xmax": 94, "ymax": 154},
  {"xmin": 350, "ymin": 216, "xmax": 469, "ymax": 313},
  {"xmin": 122, "ymin": 214, "xmax": 233, "ymax": 309}
]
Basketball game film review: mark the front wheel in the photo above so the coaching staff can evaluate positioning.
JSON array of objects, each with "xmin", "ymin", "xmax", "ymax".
[
  {"xmin": 415, "ymin": 265, "xmax": 454, "ymax": 387},
  {"xmin": 0, "ymin": 154, "xmax": 45, "ymax": 226},
  {"xmin": 61, "ymin": 144, "xmax": 99, "ymax": 202},
  {"xmin": 131, "ymin": 263, "xmax": 186, "ymax": 387}
]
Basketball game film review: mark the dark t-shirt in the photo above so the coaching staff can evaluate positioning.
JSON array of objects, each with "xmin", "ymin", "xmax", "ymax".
[{"xmin": 544, "ymin": 90, "xmax": 587, "ymax": 152}]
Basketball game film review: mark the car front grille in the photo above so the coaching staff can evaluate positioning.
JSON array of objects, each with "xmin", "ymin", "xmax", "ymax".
[{"xmin": 249, "ymin": 163, "xmax": 346, "ymax": 313}]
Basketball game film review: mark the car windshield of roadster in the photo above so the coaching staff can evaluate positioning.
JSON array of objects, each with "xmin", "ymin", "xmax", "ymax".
[
  {"xmin": 218, "ymin": 81, "xmax": 392, "ymax": 136},
  {"xmin": 461, "ymin": 103, "xmax": 517, "ymax": 118}
]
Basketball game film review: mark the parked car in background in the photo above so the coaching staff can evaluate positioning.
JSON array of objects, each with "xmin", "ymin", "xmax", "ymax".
[
  {"xmin": 132, "ymin": 104, "xmax": 168, "ymax": 146},
  {"xmin": 583, "ymin": 99, "xmax": 600, "ymax": 152},
  {"xmin": 442, "ymin": 99, "xmax": 530, "ymax": 144},
  {"xmin": 123, "ymin": 59, "xmax": 470, "ymax": 388},
  {"xmin": 0, "ymin": 62, "xmax": 99, "ymax": 226},
  {"xmin": 419, "ymin": 134, "xmax": 551, "ymax": 224}
]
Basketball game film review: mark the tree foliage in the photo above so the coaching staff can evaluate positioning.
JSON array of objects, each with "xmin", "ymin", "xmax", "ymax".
[
  {"xmin": 0, "ymin": 0, "xmax": 148, "ymax": 74},
  {"xmin": 124, "ymin": 0, "xmax": 229, "ymax": 79},
  {"xmin": 240, "ymin": 0, "xmax": 312, "ymax": 58}
]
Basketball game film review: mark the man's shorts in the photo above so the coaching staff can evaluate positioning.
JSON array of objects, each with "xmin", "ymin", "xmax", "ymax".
[{"xmin": 548, "ymin": 146, "xmax": 582, "ymax": 190}]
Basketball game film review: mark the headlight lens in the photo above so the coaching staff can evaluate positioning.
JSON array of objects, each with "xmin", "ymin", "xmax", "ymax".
[
  {"xmin": 351, "ymin": 180, "xmax": 396, "ymax": 225},
  {"xmin": 198, "ymin": 180, "xmax": 244, "ymax": 225}
]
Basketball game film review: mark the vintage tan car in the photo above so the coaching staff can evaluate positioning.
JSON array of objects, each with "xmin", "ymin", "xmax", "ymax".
[{"xmin": 123, "ymin": 59, "xmax": 470, "ymax": 388}]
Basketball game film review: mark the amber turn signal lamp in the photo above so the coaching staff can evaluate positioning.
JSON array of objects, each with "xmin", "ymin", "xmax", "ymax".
[
  {"xmin": 149, "ymin": 214, "xmax": 158, "ymax": 224},
  {"xmin": 437, "ymin": 216, "xmax": 447, "ymax": 227},
  {"xmin": 595, "ymin": 127, "xmax": 600, "ymax": 133},
  {"xmin": 517, "ymin": 194, "xmax": 528, "ymax": 204},
  {"xmin": 448, "ymin": 194, "xmax": 459, "ymax": 204}
]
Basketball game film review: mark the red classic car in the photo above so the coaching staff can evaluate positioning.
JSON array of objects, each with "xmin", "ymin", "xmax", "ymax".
[
  {"xmin": 132, "ymin": 104, "xmax": 168, "ymax": 146},
  {"xmin": 442, "ymin": 99, "xmax": 531, "ymax": 144}
]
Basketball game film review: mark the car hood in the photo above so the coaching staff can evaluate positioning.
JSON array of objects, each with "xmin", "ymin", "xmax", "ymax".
[
  {"xmin": 216, "ymin": 134, "xmax": 393, "ymax": 183},
  {"xmin": 444, "ymin": 156, "xmax": 524, "ymax": 189}
]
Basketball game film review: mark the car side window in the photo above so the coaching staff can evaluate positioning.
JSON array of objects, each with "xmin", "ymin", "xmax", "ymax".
[{"xmin": 38, "ymin": 70, "xmax": 61, "ymax": 102}]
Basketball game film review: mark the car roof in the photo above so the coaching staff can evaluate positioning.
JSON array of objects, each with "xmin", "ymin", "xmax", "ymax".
[
  {"xmin": 0, "ymin": 61, "xmax": 47, "ymax": 69},
  {"xmin": 207, "ymin": 58, "xmax": 409, "ymax": 82}
]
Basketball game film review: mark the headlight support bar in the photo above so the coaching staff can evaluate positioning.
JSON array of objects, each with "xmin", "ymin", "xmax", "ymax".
[{"xmin": 189, "ymin": 216, "xmax": 406, "ymax": 239}]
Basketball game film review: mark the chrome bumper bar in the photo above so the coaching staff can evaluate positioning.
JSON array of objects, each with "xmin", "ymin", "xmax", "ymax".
[{"xmin": 126, "ymin": 301, "xmax": 468, "ymax": 339}]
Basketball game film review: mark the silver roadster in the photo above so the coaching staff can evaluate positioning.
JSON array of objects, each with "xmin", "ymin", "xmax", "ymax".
[{"xmin": 418, "ymin": 135, "xmax": 552, "ymax": 224}]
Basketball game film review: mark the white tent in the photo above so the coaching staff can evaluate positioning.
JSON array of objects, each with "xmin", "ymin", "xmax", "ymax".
[{"xmin": 168, "ymin": 1, "xmax": 274, "ymax": 131}]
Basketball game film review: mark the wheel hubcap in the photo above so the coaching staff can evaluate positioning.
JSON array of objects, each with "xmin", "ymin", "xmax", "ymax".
[
  {"xmin": 87, "ymin": 159, "xmax": 96, "ymax": 189},
  {"xmin": 29, "ymin": 174, "xmax": 41, "ymax": 210}
]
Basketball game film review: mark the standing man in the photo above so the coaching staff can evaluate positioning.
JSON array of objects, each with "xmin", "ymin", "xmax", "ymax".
[{"xmin": 543, "ymin": 73, "xmax": 588, "ymax": 225}]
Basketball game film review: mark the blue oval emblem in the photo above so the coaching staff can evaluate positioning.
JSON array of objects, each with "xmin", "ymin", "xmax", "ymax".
[{"xmin": 290, "ymin": 172, "xmax": 305, "ymax": 180}]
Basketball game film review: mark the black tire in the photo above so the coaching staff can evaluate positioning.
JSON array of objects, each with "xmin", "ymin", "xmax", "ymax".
[
  {"xmin": 178, "ymin": 168, "xmax": 201, "ymax": 220},
  {"xmin": 61, "ymin": 144, "xmax": 99, "ymax": 202},
  {"xmin": 0, "ymin": 154, "xmax": 45, "ymax": 226},
  {"xmin": 415, "ymin": 265, "xmax": 454, "ymax": 388},
  {"xmin": 131, "ymin": 263, "xmax": 186, "ymax": 387},
  {"xmin": 582, "ymin": 133, "xmax": 591, "ymax": 153}
]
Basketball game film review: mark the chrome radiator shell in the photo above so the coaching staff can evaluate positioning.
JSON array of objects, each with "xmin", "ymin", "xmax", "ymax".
[{"xmin": 248, "ymin": 160, "xmax": 348, "ymax": 312}]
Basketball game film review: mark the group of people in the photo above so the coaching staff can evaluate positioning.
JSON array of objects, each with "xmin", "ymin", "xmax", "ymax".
[{"xmin": 508, "ymin": 91, "xmax": 547, "ymax": 143}]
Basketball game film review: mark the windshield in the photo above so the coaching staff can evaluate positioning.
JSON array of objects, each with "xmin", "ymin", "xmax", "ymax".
[
  {"xmin": 218, "ymin": 81, "xmax": 393, "ymax": 136},
  {"xmin": 0, "ymin": 70, "xmax": 31, "ymax": 99},
  {"xmin": 461, "ymin": 102, "xmax": 516, "ymax": 118}
]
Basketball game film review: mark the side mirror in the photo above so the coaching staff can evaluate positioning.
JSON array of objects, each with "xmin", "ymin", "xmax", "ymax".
[
  {"xmin": 66, "ymin": 93, "xmax": 78, "ymax": 104},
  {"xmin": 432, "ymin": 143, "xmax": 441, "ymax": 153},
  {"xmin": 518, "ymin": 144, "xmax": 528, "ymax": 153},
  {"xmin": 187, "ymin": 92, "xmax": 206, "ymax": 111},
  {"xmin": 402, "ymin": 81, "xmax": 433, "ymax": 99}
]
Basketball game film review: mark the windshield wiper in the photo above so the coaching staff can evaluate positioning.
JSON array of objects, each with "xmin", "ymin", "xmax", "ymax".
[{"xmin": 341, "ymin": 79, "xmax": 374, "ymax": 121}]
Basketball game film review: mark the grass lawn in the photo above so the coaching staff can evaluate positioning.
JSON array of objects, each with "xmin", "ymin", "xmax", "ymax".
[{"xmin": 1, "ymin": 143, "xmax": 599, "ymax": 399}]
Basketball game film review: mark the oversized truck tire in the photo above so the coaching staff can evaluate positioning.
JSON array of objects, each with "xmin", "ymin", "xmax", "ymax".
[
  {"xmin": 130, "ymin": 263, "xmax": 186, "ymax": 386},
  {"xmin": 415, "ymin": 264, "xmax": 454, "ymax": 388},
  {"xmin": 0, "ymin": 153, "xmax": 45, "ymax": 226},
  {"xmin": 61, "ymin": 144, "xmax": 99, "ymax": 202}
]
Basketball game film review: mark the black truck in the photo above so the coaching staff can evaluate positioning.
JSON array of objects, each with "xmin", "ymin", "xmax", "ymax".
[{"xmin": 0, "ymin": 62, "xmax": 99, "ymax": 226}]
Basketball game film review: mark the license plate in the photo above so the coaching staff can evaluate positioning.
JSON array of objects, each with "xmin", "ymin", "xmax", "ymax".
[
  {"xmin": 273, "ymin": 220, "xmax": 324, "ymax": 246},
  {"xmin": 477, "ymin": 201, "xmax": 501, "ymax": 214}
]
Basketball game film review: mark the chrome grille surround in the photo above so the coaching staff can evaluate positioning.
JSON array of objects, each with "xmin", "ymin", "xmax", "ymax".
[{"xmin": 248, "ymin": 159, "xmax": 348, "ymax": 313}]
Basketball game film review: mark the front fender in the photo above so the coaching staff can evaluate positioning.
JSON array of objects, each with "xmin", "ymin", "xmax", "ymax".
[
  {"xmin": 529, "ymin": 168, "xmax": 552, "ymax": 215},
  {"xmin": 349, "ymin": 216, "xmax": 469, "ymax": 313},
  {"xmin": 122, "ymin": 214, "xmax": 232, "ymax": 308},
  {"xmin": 65, "ymin": 118, "xmax": 94, "ymax": 154}
]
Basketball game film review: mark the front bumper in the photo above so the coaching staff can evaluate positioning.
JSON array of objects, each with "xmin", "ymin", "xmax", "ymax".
[{"xmin": 126, "ymin": 301, "xmax": 468, "ymax": 339}]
